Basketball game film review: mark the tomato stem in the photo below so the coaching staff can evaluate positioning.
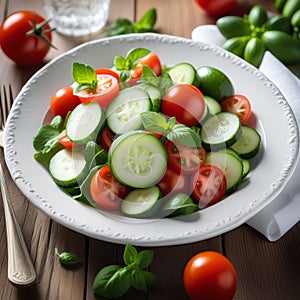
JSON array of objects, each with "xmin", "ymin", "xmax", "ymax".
[{"xmin": 26, "ymin": 13, "xmax": 57, "ymax": 50}]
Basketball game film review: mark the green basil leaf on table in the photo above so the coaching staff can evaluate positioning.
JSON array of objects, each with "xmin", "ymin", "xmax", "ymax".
[{"xmin": 55, "ymin": 248, "xmax": 81, "ymax": 266}]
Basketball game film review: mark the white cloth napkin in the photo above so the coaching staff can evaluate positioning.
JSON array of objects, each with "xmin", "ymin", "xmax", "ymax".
[{"xmin": 191, "ymin": 25, "xmax": 300, "ymax": 241}]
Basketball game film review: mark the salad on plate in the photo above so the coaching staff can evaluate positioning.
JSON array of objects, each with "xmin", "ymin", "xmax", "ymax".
[{"xmin": 32, "ymin": 47, "xmax": 261, "ymax": 220}]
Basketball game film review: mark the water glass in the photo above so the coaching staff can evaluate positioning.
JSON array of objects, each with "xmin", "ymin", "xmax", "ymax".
[{"xmin": 43, "ymin": 0, "xmax": 111, "ymax": 37}]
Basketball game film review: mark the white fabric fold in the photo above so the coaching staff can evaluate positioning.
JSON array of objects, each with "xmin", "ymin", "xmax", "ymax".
[{"xmin": 191, "ymin": 25, "xmax": 300, "ymax": 241}]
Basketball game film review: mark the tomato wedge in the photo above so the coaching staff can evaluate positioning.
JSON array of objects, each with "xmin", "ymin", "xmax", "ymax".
[
  {"xmin": 75, "ymin": 71, "xmax": 120, "ymax": 110},
  {"xmin": 130, "ymin": 52, "xmax": 162, "ymax": 84},
  {"xmin": 58, "ymin": 133, "xmax": 78, "ymax": 149},
  {"xmin": 191, "ymin": 165, "xmax": 226, "ymax": 208},
  {"xmin": 165, "ymin": 140, "xmax": 206, "ymax": 174},
  {"xmin": 221, "ymin": 94, "xmax": 251, "ymax": 125},
  {"xmin": 100, "ymin": 126, "xmax": 115, "ymax": 151},
  {"xmin": 90, "ymin": 166, "xmax": 130, "ymax": 211}
]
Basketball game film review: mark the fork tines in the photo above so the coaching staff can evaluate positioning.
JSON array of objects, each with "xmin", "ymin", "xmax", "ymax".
[{"xmin": 0, "ymin": 85, "xmax": 14, "ymax": 129}]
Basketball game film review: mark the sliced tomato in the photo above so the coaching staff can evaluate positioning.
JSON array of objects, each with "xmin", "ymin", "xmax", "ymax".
[
  {"xmin": 95, "ymin": 68, "xmax": 120, "ymax": 82},
  {"xmin": 50, "ymin": 86, "xmax": 81, "ymax": 118},
  {"xmin": 221, "ymin": 94, "xmax": 251, "ymax": 125},
  {"xmin": 157, "ymin": 166, "xmax": 190, "ymax": 197},
  {"xmin": 130, "ymin": 52, "xmax": 162, "ymax": 84},
  {"xmin": 100, "ymin": 126, "xmax": 115, "ymax": 151},
  {"xmin": 191, "ymin": 165, "xmax": 226, "ymax": 208},
  {"xmin": 90, "ymin": 166, "xmax": 130, "ymax": 211},
  {"xmin": 75, "ymin": 73, "xmax": 119, "ymax": 110},
  {"xmin": 165, "ymin": 140, "xmax": 206, "ymax": 174},
  {"xmin": 58, "ymin": 133, "xmax": 78, "ymax": 149}
]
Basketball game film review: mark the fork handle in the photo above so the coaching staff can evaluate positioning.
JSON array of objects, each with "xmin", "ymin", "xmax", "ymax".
[{"xmin": 0, "ymin": 163, "xmax": 36, "ymax": 285}]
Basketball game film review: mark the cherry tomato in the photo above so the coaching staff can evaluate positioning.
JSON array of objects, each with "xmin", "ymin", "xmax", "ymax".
[
  {"xmin": 75, "ymin": 73, "xmax": 119, "ymax": 110},
  {"xmin": 130, "ymin": 52, "xmax": 162, "ymax": 84},
  {"xmin": 50, "ymin": 86, "xmax": 82, "ymax": 118},
  {"xmin": 221, "ymin": 94, "xmax": 251, "ymax": 125},
  {"xmin": 95, "ymin": 68, "xmax": 120, "ymax": 82},
  {"xmin": 183, "ymin": 251, "xmax": 238, "ymax": 300},
  {"xmin": 0, "ymin": 11, "xmax": 54, "ymax": 66},
  {"xmin": 100, "ymin": 126, "xmax": 115, "ymax": 151},
  {"xmin": 90, "ymin": 166, "xmax": 130, "ymax": 211},
  {"xmin": 191, "ymin": 165, "xmax": 226, "ymax": 208},
  {"xmin": 58, "ymin": 133, "xmax": 78, "ymax": 149},
  {"xmin": 165, "ymin": 140, "xmax": 206, "ymax": 174},
  {"xmin": 162, "ymin": 84, "xmax": 206, "ymax": 127},
  {"xmin": 157, "ymin": 166, "xmax": 189, "ymax": 197},
  {"xmin": 194, "ymin": 0, "xmax": 237, "ymax": 16}
]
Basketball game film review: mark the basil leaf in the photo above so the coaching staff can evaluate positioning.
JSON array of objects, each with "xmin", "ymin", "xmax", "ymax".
[
  {"xmin": 50, "ymin": 115, "xmax": 64, "ymax": 131},
  {"xmin": 142, "ymin": 270, "xmax": 158, "ymax": 288},
  {"xmin": 163, "ymin": 194, "xmax": 199, "ymax": 217},
  {"xmin": 135, "ymin": 8, "xmax": 157, "ymax": 32},
  {"xmin": 113, "ymin": 55, "xmax": 126, "ymax": 70},
  {"xmin": 125, "ymin": 48, "xmax": 151, "ymax": 69},
  {"xmin": 131, "ymin": 269, "xmax": 147, "ymax": 292},
  {"xmin": 141, "ymin": 111, "xmax": 168, "ymax": 134},
  {"xmin": 123, "ymin": 244, "xmax": 139, "ymax": 266},
  {"xmin": 119, "ymin": 70, "xmax": 131, "ymax": 83},
  {"xmin": 167, "ymin": 124, "xmax": 202, "ymax": 147},
  {"xmin": 136, "ymin": 250, "xmax": 153, "ymax": 269},
  {"xmin": 72, "ymin": 62, "xmax": 97, "ymax": 91},
  {"xmin": 33, "ymin": 125, "xmax": 61, "ymax": 152},
  {"xmin": 55, "ymin": 248, "xmax": 81, "ymax": 266}
]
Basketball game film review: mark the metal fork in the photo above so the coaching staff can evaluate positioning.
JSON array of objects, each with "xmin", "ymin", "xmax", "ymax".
[{"xmin": 0, "ymin": 85, "xmax": 36, "ymax": 285}]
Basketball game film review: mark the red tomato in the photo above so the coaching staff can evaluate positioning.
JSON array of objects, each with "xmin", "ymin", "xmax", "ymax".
[
  {"xmin": 95, "ymin": 68, "xmax": 120, "ymax": 82},
  {"xmin": 162, "ymin": 84, "xmax": 206, "ymax": 127},
  {"xmin": 221, "ymin": 94, "xmax": 251, "ymax": 125},
  {"xmin": 191, "ymin": 165, "xmax": 226, "ymax": 208},
  {"xmin": 165, "ymin": 140, "xmax": 206, "ymax": 174},
  {"xmin": 90, "ymin": 166, "xmax": 130, "ymax": 211},
  {"xmin": 195, "ymin": 0, "xmax": 237, "ymax": 16},
  {"xmin": 58, "ymin": 133, "xmax": 78, "ymax": 149},
  {"xmin": 100, "ymin": 126, "xmax": 115, "ymax": 151},
  {"xmin": 75, "ymin": 73, "xmax": 119, "ymax": 110},
  {"xmin": 183, "ymin": 251, "xmax": 238, "ymax": 300},
  {"xmin": 0, "ymin": 11, "xmax": 54, "ymax": 66},
  {"xmin": 50, "ymin": 86, "xmax": 81, "ymax": 118},
  {"xmin": 157, "ymin": 166, "xmax": 189, "ymax": 197},
  {"xmin": 130, "ymin": 52, "xmax": 162, "ymax": 84}
]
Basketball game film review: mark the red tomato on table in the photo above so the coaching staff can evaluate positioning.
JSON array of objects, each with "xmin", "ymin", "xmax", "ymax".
[
  {"xmin": 191, "ymin": 165, "xmax": 226, "ymax": 208},
  {"xmin": 50, "ymin": 86, "xmax": 81, "ymax": 118},
  {"xmin": 194, "ymin": 0, "xmax": 237, "ymax": 16},
  {"xmin": 0, "ymin": 11, "xmax": 54, "ymax": 66},
  {"xmin": 183, "ymin": 251, "xmax": 238, "ymax": 300},
  {"xmin": 221, "ymin": 94, "xmax": 251, "ymax": 125},
  {"xmin": 162, "ymin": 84, "xmax": 206, "ymax": 127},
  {"xmin": 90, "ymin": 166, "xmax": 130, "ymax": 211}
]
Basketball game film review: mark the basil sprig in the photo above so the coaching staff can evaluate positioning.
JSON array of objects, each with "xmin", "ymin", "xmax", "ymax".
[
  {"xmin": 141, "ymin": 111, "xmax": 202, "ymax": 147},
  {"xmin": 92, "ymin": 244, "xmax": 157, "ymax": 298},
  {"xmin": 55, "ymin": 248, "xmax": 81, "ymax": 266},
  {"xmin": 72, "ymin": 62, "xmax": 98, "ymax": 93}
]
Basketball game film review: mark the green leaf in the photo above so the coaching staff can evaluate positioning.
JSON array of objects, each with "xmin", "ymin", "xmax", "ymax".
[
  {"xmin": 124, "ymin": 244, "xmax": 139, "ymax": 266},
  {"xmin": 32, "ymin": 125, "xmax": 61, "ymax": 152},
  {"xmin": 55, "ymin": 248, "xmax": 81, "ymax": 266},
  {"xmin": 113, "ymin": 55, "xmax": 126, "ymax": 70},
  {"xmin": 125, "ymin": 48, "xmax": 151, "ymax": 69},
  {"xmin": 134, "ymin": 8, "xmax": 157, "ymax": 32},
  {"xmin": 131, "ymin": 269, "xmax": 148, "ymax": 292},
  {"xmin": 136, "ymin": 250, "xmax": 153, "ymax": 269},
  {"xmin": 167, "ymin": 124, "xmax": 202, "ymax": 147},
  {"xmin": 142, "ymin": 270, "xmax": 158, "ymax": 288},
  {"xmin": 50, "ymin": 115, "xmax": 64, "ymax": 131},
  {"xmin": 92, "ymin": 265, "xmax": 132, "ymax": 298},
  {"xmin": 72, "ymin": 62, "xmax": 97, "ymax": 92},
  {"xmin": 141, "ymin": 111, "xmax": 168, "ymax": 134}
]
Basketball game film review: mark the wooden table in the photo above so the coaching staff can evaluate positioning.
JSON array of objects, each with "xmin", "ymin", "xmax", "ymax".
[{"xmin": 1, "ymin": 0, "xmax": 299, "ymax": 299}]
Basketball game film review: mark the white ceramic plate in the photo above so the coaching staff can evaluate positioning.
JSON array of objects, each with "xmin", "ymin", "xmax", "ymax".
[{"xmin": 4, "ymin": 33, "xmax": 299, "ymax": 246}]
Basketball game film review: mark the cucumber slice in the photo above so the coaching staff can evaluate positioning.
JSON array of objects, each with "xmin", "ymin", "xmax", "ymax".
[
  {"xmin": 206, "ymin": 151, "xmax": 243, "ymax": 194},
  {"xmin": 49, "ymin": 148, "xmax": 88, "ymax": 187},
  {"xmin": 66, "ymin": 102, "xmax": 105, "ymax": 145},
  {"xmin": 121, "ymin": 186, "xmax": 161, "ymax": 218},
  {"xmin": 168, "ymin": 63, "xmax": 200, "ymax": 86},
  {"xmin": 241, "ymin": 159, "xmax": 250, "ymax": 179},
  {"xmin": 231, "ymin": 126, "xmax": 261, "ymax": 159},
  {"xmin": 201, "ymin": 112, "xmax": 242, "ymax": 151},
  {"xmin": 204, "ymin": 95, "xmax": 222, "ymax": 115},
  {"xmin": 138, "ymin": 83, "xmax": 162, "ymax": 112},
  {"xmin": 108, "ymin": 131, "xmax": 167, "ymax": 188},
  {"xmin": 106, "ymin": 86, "xmax": 152, "ymax": 134}
]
